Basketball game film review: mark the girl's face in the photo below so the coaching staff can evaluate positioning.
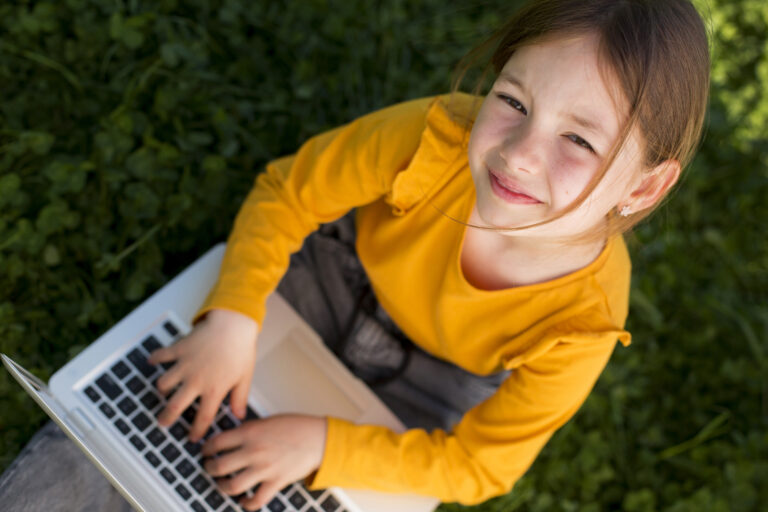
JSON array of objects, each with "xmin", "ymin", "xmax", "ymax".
[{"xmin": 468, "ymin": 33, "xmax": 646, "ymax": 240}]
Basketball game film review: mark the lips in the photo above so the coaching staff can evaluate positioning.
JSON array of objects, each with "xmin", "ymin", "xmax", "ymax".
[{"xmin": 487, "ymin": 168, "xmax": 542, "ymax": 204}]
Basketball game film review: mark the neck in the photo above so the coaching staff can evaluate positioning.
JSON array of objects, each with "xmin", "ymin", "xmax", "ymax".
[
  {"xmin": 501, "ymin": 235, "xmax": 606, "ymax": 286},
  {"xmin": 464, "ymin": 208, "xmax": 607, "ymax": 289}
]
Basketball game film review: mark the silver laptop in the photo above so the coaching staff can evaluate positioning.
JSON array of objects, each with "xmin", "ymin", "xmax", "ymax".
[{"xmin": 2, "ymin": 243, "xmax": 438, "ymax": 512}]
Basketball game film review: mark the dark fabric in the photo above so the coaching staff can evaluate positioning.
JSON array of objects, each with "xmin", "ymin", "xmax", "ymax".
[
  {"xmin": 277, "ymin": 211, "xmax": 509, "ymax": 431},
  {"xmin": 0, "ymin": 421, "xmax": 134, "ymax": 512}
]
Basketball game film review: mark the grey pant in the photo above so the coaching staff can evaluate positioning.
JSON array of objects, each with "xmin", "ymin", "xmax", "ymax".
[{"xmin": 0, "ymin": 212, "xmax": 508, "ymax": 510}]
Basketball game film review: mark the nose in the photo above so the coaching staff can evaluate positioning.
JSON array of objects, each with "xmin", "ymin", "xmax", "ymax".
[{"xmin": 497, "ymin": 125, "xmax": 546, "ymax": 175}]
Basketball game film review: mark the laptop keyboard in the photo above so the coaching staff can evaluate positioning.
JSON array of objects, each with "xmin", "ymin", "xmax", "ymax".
[{"xmin": 81, "ymin": 316, "xmax": 348, "ymax": 512}]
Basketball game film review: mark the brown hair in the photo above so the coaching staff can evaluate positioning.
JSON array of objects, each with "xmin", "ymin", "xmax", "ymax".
[{"xmin": 450, "ymin": 0, "xmax": 710, "ymax": 241}]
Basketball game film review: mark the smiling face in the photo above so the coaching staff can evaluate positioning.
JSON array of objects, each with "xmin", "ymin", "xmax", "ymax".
[{"xmin": 468, "ymin": 33, "xmax": 648, "ymax": 241}]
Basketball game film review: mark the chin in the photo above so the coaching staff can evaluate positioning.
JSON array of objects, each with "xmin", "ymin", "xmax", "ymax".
[{"xmin": 475, "ymin": 202, "xmax": 524, "ymax": 230}]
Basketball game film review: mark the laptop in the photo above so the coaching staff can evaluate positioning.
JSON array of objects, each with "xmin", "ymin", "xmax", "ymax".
[{"xmin": 2, "ymin": 243, "xmax": 438, "ymax": 512}]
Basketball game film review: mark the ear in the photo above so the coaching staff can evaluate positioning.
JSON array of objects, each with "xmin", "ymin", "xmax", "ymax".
[{"xmin": 622, "ymin": 159, "xmax": 681, "ymax": 213}]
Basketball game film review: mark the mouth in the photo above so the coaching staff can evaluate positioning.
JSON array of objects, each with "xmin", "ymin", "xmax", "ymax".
[{"xmin": 487, "ymin": 168, "xmax": 542, "ymax": 204}]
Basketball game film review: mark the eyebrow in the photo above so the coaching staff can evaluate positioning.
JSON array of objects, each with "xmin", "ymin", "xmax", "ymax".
[
  {"xmin": 567, "ymin": 113, "xmax": 604, "ymax": 135},
  {"xmin": 499, "ymin": 72, "xmax": 527, "ymax": 94},
  {"xmin": 499, "ymin": 72, "xmax": 609, "ymax": 138}
]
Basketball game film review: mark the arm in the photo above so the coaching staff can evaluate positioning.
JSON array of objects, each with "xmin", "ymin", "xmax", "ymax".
[
  {"xmin": 310, "ymin": 333, "xmax": 620, "ymax": 505},
  {"xmin": 196, "ymin": 96, "xmax": 436, "ymax": 325},
  {"xmin": 150, "ymin": 96, "xmax": 436, "ymax": 437}
]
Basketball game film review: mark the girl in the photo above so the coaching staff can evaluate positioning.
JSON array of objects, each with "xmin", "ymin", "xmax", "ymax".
[
  {"xmin": 147, "ymin": 0, "xmax": 710, "ymax": 508},
  {"xmin": 0, "ymin": 0, "xmax": 710, "ymax": 509}
]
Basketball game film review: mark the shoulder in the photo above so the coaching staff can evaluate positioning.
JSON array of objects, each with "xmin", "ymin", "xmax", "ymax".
[
  {"xmin": 347, "ymin": 95, "xmax": 436, "ymax": 143},
  {"xmin": 592, "ymin": 235, "xmax": 632, "ymax": 333},
  {"xmin": 379, "ymin": 93, "xmax": 482, "ymax": 213},
  {"xmin": 351, "ymin": 92, "xmax": 482, "ymax": 143}
]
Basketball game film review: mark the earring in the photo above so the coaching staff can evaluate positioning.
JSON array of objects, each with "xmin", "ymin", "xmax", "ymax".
[{"xmin": 619, "ymin": 205, "xmax": 632, "ymax": 217}]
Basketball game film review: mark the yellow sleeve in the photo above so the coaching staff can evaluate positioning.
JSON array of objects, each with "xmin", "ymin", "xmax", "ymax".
[
  {"xmin": 195, "ymin": 97, "xmax": 436, "ymax": 324},
  {"xmin": 309, "ymin": 334, "xmax": 619, "ymax": 505}
]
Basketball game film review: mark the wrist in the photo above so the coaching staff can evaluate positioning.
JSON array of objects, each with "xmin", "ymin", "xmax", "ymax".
[
  {"xmin": 307, "ymin": 416, "xmax": 328, "ymax": 473},
  {"xmin": 205, "ymin": 308, "xmax": 259, "ymax": 336}
]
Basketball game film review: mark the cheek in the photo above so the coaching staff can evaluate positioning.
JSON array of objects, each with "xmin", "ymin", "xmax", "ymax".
[
  {"xmin": 468, "ymin": 103, "xmax": 519, "ymax": 158},
  {"xmin": 468, "ymin": 123, "xmax": 498, "ymax": 172},
  {"xmin": 549, "ymin": 152, "xmax": 596, "ymax": 203}
]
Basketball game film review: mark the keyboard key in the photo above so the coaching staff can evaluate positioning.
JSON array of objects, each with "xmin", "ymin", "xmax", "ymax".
[
  {"xmin": 308, "ymin": 489, "xmax": 324, "ymax": 500},
  {"xmin": 182, "ymin": 405, "xmax": 197, "ymax": 424},
  {"xmin": 204, "ymin": 489, "xmax": 225, "ymax": 509},
  {"xmin": 320, "ymin": 494, "xmax": 340, "ymax": 512},
  {"xmin": 99, "ymin": 402, "xmax": 116, "ymax": 419},
  {"xmin": 144, "ymin": 451, "xmax": 161, "ymax": 468},
  {"xmin": 117, "ymin": 396, "xmax": 137, "ymax": 415},
  {"xmin": 288, "ymin": 489, "xmax": 307, "ymax": 509},
  {"xmin": 307, "ymin": 507, "xmax": 320, "ymax": 512},
  {"xmin": 183, "ymin": 440, "xmax": 202, "ymax": 458},
  {"xmin": 245, "ymin": 406, "xmax": 259, "ymax": 420},
  {"xmin": 131, "ymin": 412, "xmax": 152, "ymax": 432},
  {"xmin": 160, "ymin": 467, "xmax": 176, "ymax": 483},
  {"xmin": 161, "ymin": 443, "xmax": 181, "ymax": 463},
  {"xmin": 126, "ymin": 375, "xmax": 145, "ymax": 394},
  {"xmin": 222, "ymin": 506, "xmax": 236, "ymax": 512},
  {"xmin": 191, "ymin": 474, "xmax": 210, "ymax": 494},
  {"xmin": 111, "ymin": 361, "xmax": 131, "ymax": 380},
  {"xmin": 175, "ymin": 458, "xmax": 195, "ymax": 478},
  {"xmin": 163, "ymin": 320, "xmax": 179, "ymax": 337},
  {"xmin": 95, "ymin": 373, "xmax": 122, "ymax": 400},
  {"xmin": 141, "ymin": 335, "xmax": 162, "ymax": 354},
  {"xmin": 169, "ymin": 421, "xmax": 188, "ymax": 441},
  {"xmin": 203, "ymin": 425, "xmax": 218, "ymax": 441},
  {"xmin": 190, "ymin": 501, "xmax": 205, "ymax": 512},
  {"xmin": 175, "ymin": 483, "xmax": 191, "ymax": 501},
  {"xmin": 114, "ymin": 418, "xmax": 130, "ymax": 435},
  {"xmin": 267, "ymin": 497, "xmax": 287, "ymax": 512},
  {"xmin": 127, "ymin": 348, "xmax": 156, "ymax": 378},
  {"xmin": 217, "ymin": 415, "xmax": 237, "ymax": 431},
  {"xmin": 130, "ymin": 434, "xmax": 146, "ymax": 451},
  {"xmin": 147, "ymin": 427, "xmax": 167, "ymax": 447},
  {"xmin": 84, "ymin": 386, "xmax": 100, "ymax": 403},
  {"xmin": 140, "ymin": 390, "xmax": 161, "ymax": 411}
]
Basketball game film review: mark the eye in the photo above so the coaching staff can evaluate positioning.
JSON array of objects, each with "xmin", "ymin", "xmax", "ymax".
[
  {"xmin": 566, "ymin": 133, "xmax": 595, "ymax": 153},
  {"xmin": 497, "ymin": 94, "xmax": 527, "ymax": 115}
]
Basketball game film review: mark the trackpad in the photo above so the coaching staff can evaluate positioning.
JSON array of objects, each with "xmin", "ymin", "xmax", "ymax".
[{"xmin": 253, "ymin": 333, "xmax": 362, "ymax": 420}]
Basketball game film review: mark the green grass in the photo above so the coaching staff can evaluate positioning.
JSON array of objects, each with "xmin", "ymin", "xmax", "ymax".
[{"xmin": 1, "ymin": 1, "xmax": 766, "ymax": 510}]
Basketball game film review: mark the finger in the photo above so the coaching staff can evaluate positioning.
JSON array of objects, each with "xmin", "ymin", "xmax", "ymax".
[
  {"xmin": 229, "ymin": 377, "xmax": 251, "ymax": 419},
  {"xmin": 222, "ymin": 467, "xmax": 270, "ymax": 498},
  {"xmin": 147, "ymin": 345, "xmax": 177, "ymax": 365},
  {"xmin": 204, "ymin": 447, "xmax": 252, "ymax": 477},
  {"xmin": 154, "ymin": 364, "xmax": 184, "ymax": 395},
  {"xmin": 189, "ymin": 392, "xmax": 224, "ymax": 441},
  {"xmin": 157, "ymin": 382, "xmax": 198, "ymax": 426},
  {"xmin": 240, "ymin": 478, "xmax": 283, "ymax": 510},
  {"xmin": 202, "ymin": 428, "xmax": 244, "ymax": 457}
]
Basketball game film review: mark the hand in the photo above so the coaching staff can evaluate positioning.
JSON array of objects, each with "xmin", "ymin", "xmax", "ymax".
[
  {"xmin": 147, "ymin": 308, "xmax": 259, "ymax": 441},
  {"xmin": 202, "ymin": 414, "xmax": 327, "ymax": 511}
]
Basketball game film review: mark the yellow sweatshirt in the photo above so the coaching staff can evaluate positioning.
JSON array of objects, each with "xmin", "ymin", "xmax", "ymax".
[{"xmin": 197, "ymin": 93, "xmax": 632, "ymax": 505}]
